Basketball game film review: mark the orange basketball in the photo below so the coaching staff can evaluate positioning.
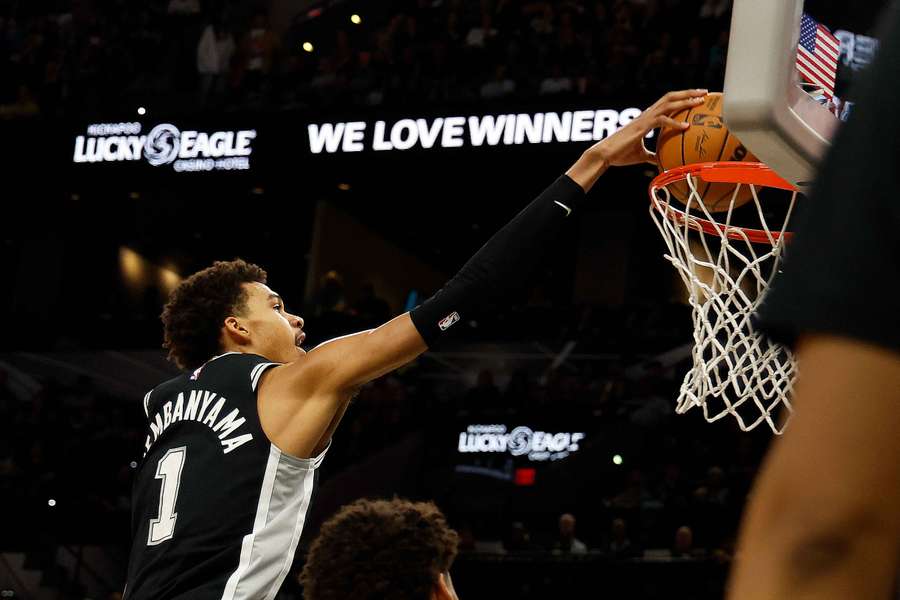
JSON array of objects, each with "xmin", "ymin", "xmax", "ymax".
[{"xmin": 656, "ymin": 92, "xmax": 758, "ymax": 212}]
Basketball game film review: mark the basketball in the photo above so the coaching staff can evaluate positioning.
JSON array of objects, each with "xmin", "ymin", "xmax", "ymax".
[{"xmin": 656, "ymin": 92, "xmax": 759, "ymax": 212}]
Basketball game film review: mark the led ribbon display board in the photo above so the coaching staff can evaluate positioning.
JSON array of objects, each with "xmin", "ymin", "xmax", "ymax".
[
  {"xmin": 306, "ymin": 107, "xmax": 647, "ymax": 154},
  {"xmin": 61, "ymin": 103, "xmax": 649, "ymax": 180}
]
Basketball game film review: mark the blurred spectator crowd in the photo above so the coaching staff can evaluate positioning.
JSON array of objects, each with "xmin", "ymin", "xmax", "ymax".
[
  {"xmin": 0, "ymin": 0, "xmax": 734, "ymax": 118},
  {"xmin": 0, "ymin": 262, "xmax": 757, "ymax": 553},
  {"xmin": 0, "ymin": 320, "xmax": 764, "ymax": 596}
]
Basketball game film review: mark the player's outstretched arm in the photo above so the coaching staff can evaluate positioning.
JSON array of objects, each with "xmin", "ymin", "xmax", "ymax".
[
  {"xmin": 727, "ymin": 334, "xmax": 900, "ymax": 600},
  {"xmin": 295, "ymin": 89, "xmax": 708, "ymax": 390},
  {"xmin": 261, "ymin": 89, "xmax": 706, "ymax": 457}
]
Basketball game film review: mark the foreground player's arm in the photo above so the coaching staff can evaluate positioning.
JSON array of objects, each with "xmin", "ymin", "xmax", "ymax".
[
  {"xmin": 728, "ymin": 5, "xmax": 900, "ymax": 597},
  {"xmin": 263, "ymin": 90, "xmax": 706, "ymax": 456},
  {"xmin": 727, "ymin": 335, "xmax": 900, "ymax": 600}
]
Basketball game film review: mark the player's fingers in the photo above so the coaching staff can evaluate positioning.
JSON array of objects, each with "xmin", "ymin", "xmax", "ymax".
[
  {"xmin": 643, "ymin": 149, "xmax": 657, "ymax": 165},
  {"xmin": 664, "ymin": 89, "xmax": 708, "ymax": 102},
  {"xmin": 661, "ymin": 96, "xmax": 706, "ymax": 116},
  {"xmin": 649, "ymin": 89, "xmax": 707, "ymax": 113},
  {"xmin": 657, "ymin": 116, "xmax": 689, "ymax": 130},
  {"xmin": 647, "ymin": 90, "xmax": 707, "ymax": 115}
]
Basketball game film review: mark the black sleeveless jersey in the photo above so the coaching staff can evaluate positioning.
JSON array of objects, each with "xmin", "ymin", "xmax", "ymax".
[{"xmin": 124, "ymin": 352, "xmax": 329, "ymax": 600}]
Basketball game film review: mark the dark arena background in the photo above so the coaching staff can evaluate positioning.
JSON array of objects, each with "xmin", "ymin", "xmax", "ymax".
[{"xmin": 1, "ymin": 1, "xmax": 773, "ymax": 598}]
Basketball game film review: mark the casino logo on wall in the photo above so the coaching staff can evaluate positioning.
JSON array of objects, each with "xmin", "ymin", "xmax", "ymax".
[
  {"xmin": 73, "ymin": 122, "xmax": 256, "ymax": 172},
  {"xmin": 143, "ymin": 124, "xmax": 181, "ymax": 166},
  {"xmin": 457, "ymin": 424, "xmax": 586, "ymax": 462}
]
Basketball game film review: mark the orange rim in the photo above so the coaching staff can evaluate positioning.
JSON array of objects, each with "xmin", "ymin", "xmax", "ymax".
[{"xmin": 649, "ymin": 162, "xmax": 797, "ymax": 245}]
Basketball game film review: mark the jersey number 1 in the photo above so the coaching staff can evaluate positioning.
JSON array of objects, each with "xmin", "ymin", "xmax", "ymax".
[{"xmin": 148, "ymin": 446, "xmax": 186, "ymax": 546}]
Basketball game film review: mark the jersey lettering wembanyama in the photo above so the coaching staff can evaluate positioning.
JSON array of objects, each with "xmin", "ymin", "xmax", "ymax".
[{"xmin": 124, "ymin": 352, "xmax": 328, "ymax": 599}]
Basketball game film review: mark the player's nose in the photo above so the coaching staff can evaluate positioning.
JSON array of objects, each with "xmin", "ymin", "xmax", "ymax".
[{"xmin": 290, "ymin": 314, "xmax": 304, "ymax": 329}]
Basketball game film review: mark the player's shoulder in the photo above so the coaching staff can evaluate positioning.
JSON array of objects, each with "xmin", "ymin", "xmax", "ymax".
[
  {"xmin": 196, "ymin": 352, "xmax": 280, "ymax": 381},
  {"xmin": 141, "ymin": 353, "xmax": 281, "ymax": 418},
  {"xmin": 196, "ymin": 351, "xmax": 274, "ymax": 371},
  {"xmin": 191, "ymin": 352, "xmax": 282, "ymax": 393}
]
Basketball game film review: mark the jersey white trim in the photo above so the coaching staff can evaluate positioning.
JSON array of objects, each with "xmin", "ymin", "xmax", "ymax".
[
  {"xmin": 263, "ymin": 467, "xmax": 316, "ymax": 599},
  {"xmin": 220, "ymin": 443, "xmax": 327, "ymax": 600},
  {"xmin": 251, "ymin": 363, "xmax": 280, "ymax": 392},
  {"xmin": 249, "ymin": 363, "xmax": 267, "ymax": 385},
  {"xmin": 143, "ymin": 391, "xmax": 153, "ymax": 418},
  {"xmin": 554, "ymin": 200, "xmax": 573, "ymax": 217},
  {"xmin": 208, "ymin": 351, "xmax": 242, "ymax": 363},
  {"xmin": 220, "ymin": 444, "xmax": 280, "ymax": 600}
]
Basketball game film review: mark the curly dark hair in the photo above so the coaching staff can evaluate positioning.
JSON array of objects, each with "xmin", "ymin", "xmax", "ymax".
[
  {"xmin": 300, "ymin": 498, "xmax": 460, "ymax": 600},
  {"xmin": 161, "ymin": 259, "xmax": 267, "ymax": 370}
]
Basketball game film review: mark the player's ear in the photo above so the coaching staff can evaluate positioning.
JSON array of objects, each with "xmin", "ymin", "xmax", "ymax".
[
  {"xmin": 431, "ymin": 572, "xmax": 458, "ymax": 600},
  {"xmin": 222, "ymin": 315, "xmax": 251, "ymax": 345}
]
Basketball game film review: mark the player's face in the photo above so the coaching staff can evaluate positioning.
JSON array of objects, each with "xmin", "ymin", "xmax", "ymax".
[{"xmin": 243, "ymin": 282, "xmax": 306, "ymax": 362}]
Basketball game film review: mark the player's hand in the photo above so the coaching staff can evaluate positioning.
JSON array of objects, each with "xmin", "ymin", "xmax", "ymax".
[{"xmin": 597, "ymin": 89, "xmax": 707, "ymax": 166}]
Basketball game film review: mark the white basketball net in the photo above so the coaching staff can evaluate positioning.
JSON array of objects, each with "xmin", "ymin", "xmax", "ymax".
[{"xmin": 648, "ymin": 166, "xmax": 800, "ymax": 434}]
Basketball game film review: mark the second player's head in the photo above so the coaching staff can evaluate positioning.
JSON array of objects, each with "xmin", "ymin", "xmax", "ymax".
[
  {"xmin": 300, "ymin": 498, "xmax": 460, "ymax": 600},
  {"xmin": 161, "ymin": 258, "xmax": 305, "ymax": 370}
]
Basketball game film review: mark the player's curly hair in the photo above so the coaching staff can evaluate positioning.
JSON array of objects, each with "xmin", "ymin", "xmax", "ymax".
[
  {"xmin": 161, "ymin": 259, "xmax": 267, "ymax": 370},
  {"xmin": 300, "ymin": 498, "xmax": 459, "ymax": 600}
]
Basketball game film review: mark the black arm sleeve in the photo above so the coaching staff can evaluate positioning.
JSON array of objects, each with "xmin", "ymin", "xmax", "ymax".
[{"xmin": 410, "ymin": 174, "xmax": 586, "ymax": 346}]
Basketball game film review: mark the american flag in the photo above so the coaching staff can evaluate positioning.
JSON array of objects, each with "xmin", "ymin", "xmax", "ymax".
[{"xmin": 796, "ymin": 13, "xmax": 840, "ymax": 98}]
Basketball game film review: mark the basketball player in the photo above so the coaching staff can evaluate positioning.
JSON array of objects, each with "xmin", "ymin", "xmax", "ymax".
[
  {"xmin": 299, "ymin": 498, "xmax": 460, "ymax": 600},
  {"xmin": 728, "ymin": 4, "xmax": 900, "ymax": 599},
  {"xmin": 122, "ymin": 88, "xmax": 709, "ymax": 599}
]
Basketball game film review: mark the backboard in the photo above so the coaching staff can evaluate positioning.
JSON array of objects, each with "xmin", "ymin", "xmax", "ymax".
[{"xmin": 723, "ymin": 0, "xmax": 887, "ymax": 188}]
